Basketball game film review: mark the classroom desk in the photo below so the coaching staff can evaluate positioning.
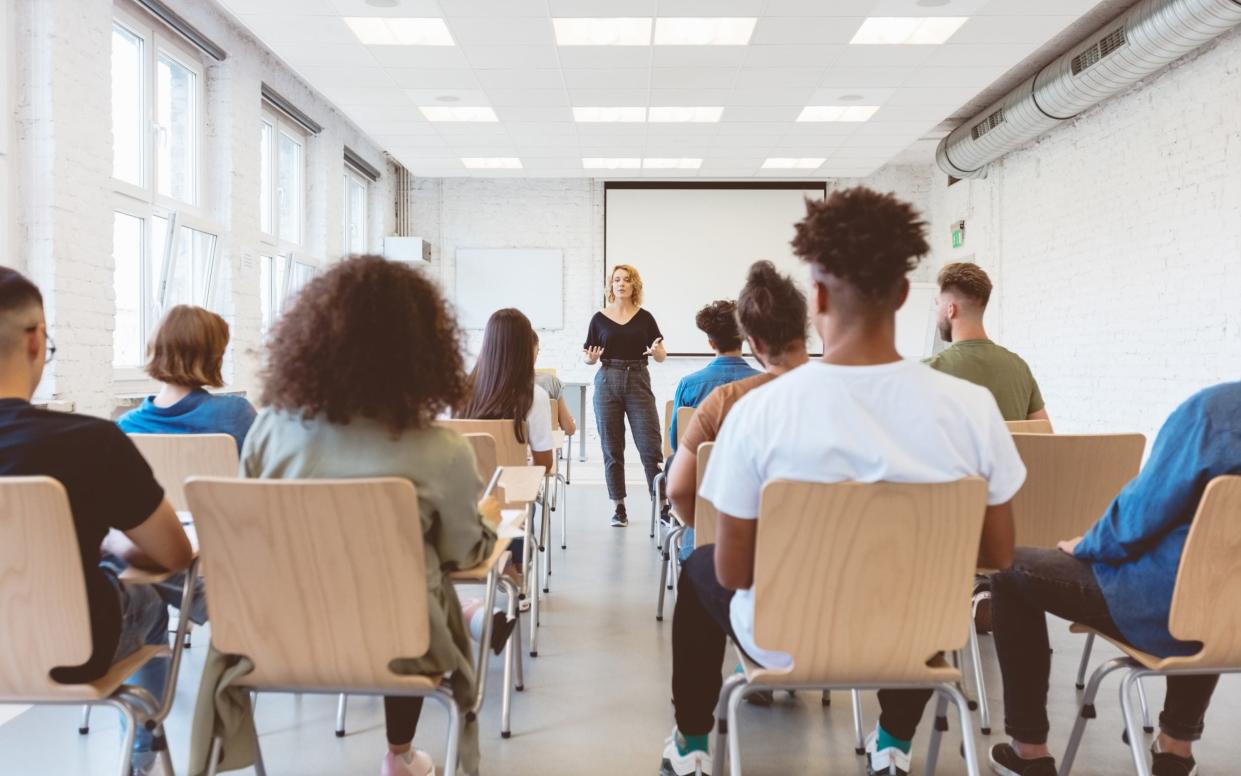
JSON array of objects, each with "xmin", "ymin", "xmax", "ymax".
[
  {"xmin": 562, "ymin": 381, "xmax": 589, "ymax": 462},
  {"xmin": 498, "ymin": 465, "xmax": 545, "ymax": 505}
]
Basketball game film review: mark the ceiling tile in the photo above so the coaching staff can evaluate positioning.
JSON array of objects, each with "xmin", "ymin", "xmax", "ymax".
[
  {"xmin": 494, "ymin": 106, "xmax": 575, "ymax": 122},
  {"xmin": 388, "ymin": 69, "xmax": 481, "ymax": 89},
  {"xmin": 476, "ymin": 69, "xmax": 565, "ymax": 89},
  {"xmin": 949, "ymin": 15, "xmax": 1079, "ymax": 45},
  {"xmin": 724, "ymin": 87, "xmax": 815, "ymax": 106},
  {"xmin": 441, "ymin": 0, "xmax": 548, "ymax": 16},
  {"xmin": 884, "ymin": 86, "xmax": 980, "ymax": 106},
  {"xmin": 368, "ymin": 46, "xmax": 471, "ymax": 69},
  {"xmin": 807, "ymin": 86, "xmax": 896, "ymax": 104},
  {"xmin": 294, "ymin": 66, "xmax": 396, "ymax": 88},
  {"xmin": 903, "ymin": 66, "xmax": 1000, "ymax": 88},
  {"xmin": 743, "ymin": 44, "xmax": 844, "ymax": 68},
  {"xmin": 448, "ymin": 17, "xmax": 555, "ymax": 45},
  {"xmin": 567, "ymin": 88, "xmax": 651, "ymax": 105},
  {"xmin": 976, "ymin": 0, "xmax": 1102, "ymax": 14},
  {"xmin": 870, "ymin": 0, "xmax": 989, "ymax": 15},
  {"xmin": 715, "ymin": 122, "xmax": 789, "ymax": 135},
  {"xmin": 222, "ymin": 0, "xmax": 339, "ymax": 14},
  {"xmin": 720, "ymin": 106, "xmax": 801, "ymax": 122},
  {"xmin": 868, "ymin": 104, "xmax": 955, "ymax": 122},
  {"xmin": 547, "ymin": 0, "xmax": 658, "ymax": 15},
  {"xmin": 403, "ymin": 88, "xmax": 491, "ymax": 105},
  {"xmin": 650, "ymin": 67, "xmax": 736, "ymax": 89},
  {"xmin": 817, "ymin": 67, "xmax": 913, "ymax": 88},
  {"xmin": 277, "ymin": 44, "xmax": 380, "ymax": 68},
  {"xmin": 557, "ymin": 47, "xmax": 653, "ymax": 69},
  {"xmin": 239, "ymin": 14, "xmax": 360, "ymax": 46},
  {"xmin": 751, "ymin": 17, "xmax": 863, "ymax": 45},
  {"xmin": 831, "ymin": 45, "xmax": 939, "ymax": 69},
  {"xmin": 323, "ymin": 86, "xmax": 412, "ymax": 107},
  {"xmin": 648, "ymin": 89, "xmax": 732, "ymax": 106},
  {"xmin": 486, "ymin": 89, "xmax": 571, "ymax": 106},
  {"xmin": 506, "ymin": 122, "xmax": 578, "ymax": 137},
  {"xmin": 651, "ymin": 47, "xmax": 748, "ymax": 68},
  {"xmin": 732, "ymin": 67, "xmax": 823, "ymax": 88},
  {"xmin": 658, "ymin": 0, "xmax": 767, "ymax": 14},
  {"xmin": 922, "ymin": 43, "xmax": 1039, "ymax": 68},
  {"xmin": 326, "ymin": 0, "xmax": 445, "ymax": 16},
  {"xmin": 764, "ymin": 0, "xmax": 877, "ymax": 14},
  {"xmin": 461, "ymin": 45, "xmax": 562, "ymax": 69},
  {"xmin": 563, "ymin": 68, "xmax": 651, "ymax": 89}
]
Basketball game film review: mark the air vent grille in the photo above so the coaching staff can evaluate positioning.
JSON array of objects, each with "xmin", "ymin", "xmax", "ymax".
[
  {"xmin": 1072, "ymin": 26, "xmax": 1127, "ymax": 75},
  {"xmin": 970, "ymin": 108, "xmax": 1006, "ymax": 140}
]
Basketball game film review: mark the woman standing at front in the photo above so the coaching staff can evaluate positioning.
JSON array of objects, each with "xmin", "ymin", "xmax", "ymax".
[{"xmin": 583, "ymin": 264, "xmax": 667, "ymax": 526}]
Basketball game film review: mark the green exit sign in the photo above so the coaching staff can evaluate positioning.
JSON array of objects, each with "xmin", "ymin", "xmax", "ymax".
[{"xmin": 950, "ymin": 220, "xmax": 966, "ymax": 248}]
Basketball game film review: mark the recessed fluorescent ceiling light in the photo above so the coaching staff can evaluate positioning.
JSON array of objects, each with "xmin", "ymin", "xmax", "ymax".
[
  {"xmin": 553, "ymin": 18, "xmax": 652, "ymax": 45},
  {"xmin": 797, "ymin": 105, "xmax": 880, "ymax": 122},
  {"xmin": 762, "ymin": 158, "xmax": 825, "ymax": 169},
  {"xmin": 849, "ymin": 17, "xmax": 968, "ymax": 45},
  {"xmin": 344, "ymin": 17, "xmax": 454, "ymax": 46},
  {"xmin": 462, "ymin": 158, "xmax": 522, "ymax": 169},
  {"xmin": 573, "ymin": 107, "xmax": 647, "ymax": 122},
  {"xmin": 643, "ymin": 158, "xmax": 702, "ymax": 169},
  {"xmin": 419, "ymin": 106, "xmax": 498, "ymax": 122},
  {"xmin": 583, "ymin": 158, "xmax": 642, "ymax": 169},
  {"xmin": 654, "ymin": 18, "xmax": 757, "ymax": 46},
  {"xmin": 648, "ymin": 106, "xmax": 723, "ymax": 122}
]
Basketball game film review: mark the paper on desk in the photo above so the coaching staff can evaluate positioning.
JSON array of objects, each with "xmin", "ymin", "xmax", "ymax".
[{"xmin": 498, "ymin": 509, "xmax": 526, "ymax": 539}]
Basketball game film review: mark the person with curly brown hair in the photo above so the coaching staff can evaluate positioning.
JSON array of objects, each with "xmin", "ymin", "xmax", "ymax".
[
  {"xmin": 240, "ymin": 256, "xmax": 501, "ymax": 776},
  {"xmin": 658, "ymin": 188, "xmax": 1026, "ymax": 776}
]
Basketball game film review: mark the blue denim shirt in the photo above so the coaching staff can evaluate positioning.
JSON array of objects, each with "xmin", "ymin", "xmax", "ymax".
[
  {"xmin": 670, "ymin": 355, "xmax": 760, "ymax": 452},
  {"xmin": 117, "ymin": 389, "xmax": 257, "ymax": 452},
  {"xmin": 1075, "ymin": 381, "xmax": 1241, "ymax": 657}
]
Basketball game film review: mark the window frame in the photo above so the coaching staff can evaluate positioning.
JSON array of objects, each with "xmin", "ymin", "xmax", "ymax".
[{"xmin": 343, "ymin": 166, "xmax": 369, "ymax": 255}]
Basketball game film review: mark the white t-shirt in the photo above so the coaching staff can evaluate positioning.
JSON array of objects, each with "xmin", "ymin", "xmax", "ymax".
[
  {"xmin": 526, "ymin": 384, "xmax": 554, "ymax": 453},
  {"xmin": 698, "ymin": 359, "xmax": 1027, "ymax": 668}
]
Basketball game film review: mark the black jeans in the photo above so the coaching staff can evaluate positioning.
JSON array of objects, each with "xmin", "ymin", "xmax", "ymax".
[
  {"xmin": 992, "ymin": 547, "xmax": 1219, "ymax": 744},
  {"xmin": 593, "ymin": 360, "xmax": 663, "ymax": 502},
  {"xmin": 671, "ymin": 546, "xmax": 741, "ymax": 736},
  {"xmin": 385, "ymin": 697, "xmax": 423, "ymax": 746}
]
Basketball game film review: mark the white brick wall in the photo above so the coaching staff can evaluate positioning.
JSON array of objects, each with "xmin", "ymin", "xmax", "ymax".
[
  {"xmin": 408, "ymin": 167, "xmax": 931, "ymax": 458},
  {"xmin": 928, "ymin": 25, "xmax": 1241, "ymax": 444},
  {"xmin": 6, "ymin": 0, "xmax": 393, "ymax": 416}
]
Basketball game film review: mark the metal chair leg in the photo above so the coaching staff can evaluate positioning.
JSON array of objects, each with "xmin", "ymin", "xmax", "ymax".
[
  {"xmin": 1076, "ymin": 632, "xmax": 1096, "ymax": 689},
  {"xmin": 1136, "ymin": 676, "xmax": 1154, "ymax": 733},
  {"xmin": 335, "ymin": 693, "xmax": 347, "ymax": 736},
  {"xmin": 111, "ymin": 700, "xmax": 138, "ymax": 776},
  {"xmin": 924, "ymin": 691, "xmax": 951, "ymax": 776},
  {"xmin": 205, "ymin": 735, "xmax": 224, "ymax": 776},
  {"xmin": 1059, "ymin": 657, "xmax": 1129, "ymax": 775},
  {"xmin": 726, "ymin": 683, "xmax": 749, "ymax": 776},
  {"xmin": 431, "ymin": 689, "xmax": 461, "ymax": 776},
  {"xmin": 711, "ymin": 674, "xmax": 747, "ymax": 776},
  {"xmin": 558, "ymin": 472, "xmax": 568, "ymax": 550},
  {"xmin": 656, "ymin": 526, "xmax": 683, "ymax": 621},
  {"xmin": 650, "ymin": 471, "xmax": 665, "ymax": 540},
  {"xmin": 851, "ymin": 689, "xmax": 865, "ymax": 754},
  {"xmin": 940, "ymin": 683, "xmax": 983, "ymax": 776},
  {"xmin": 78, "ymin": 704, "xmax": 91, "ymax": 734},
  {"xmin": 1120, "ymin": 671, "xmax": 1153, "ymax": 776},
  {"xmin": 967, "ymin": 617, "xmax": 992, "ymax": 733}
]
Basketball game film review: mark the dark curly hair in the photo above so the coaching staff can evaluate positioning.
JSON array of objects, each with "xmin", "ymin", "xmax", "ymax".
[
  {"xmin": 694, "ymin": 299, "xmax": 743, "ymax": 353},
  {"xmin": 790, "ymin": 186, "xmax": 929, "ymax": 302},
  {"xmin": 736, "ymin": 261, "xmax": 807, "ymax": 357},
  {"xmin": 259, "ymin": 255, "xmax": 468, "ymax": 433}
]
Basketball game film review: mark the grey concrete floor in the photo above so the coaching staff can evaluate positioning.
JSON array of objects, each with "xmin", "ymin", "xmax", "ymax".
[{"xmin": 1, "ymin": 477, "xmax": 1238, "ymax": 775}]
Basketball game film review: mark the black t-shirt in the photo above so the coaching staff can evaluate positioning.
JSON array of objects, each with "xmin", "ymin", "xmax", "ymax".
[
  {"xmin": 583, "ymin": 309, "xmax": 664, "ymax": 362},
  {"xmin": 0, "ymin": 399, "xmax": 164, "ymax": 683}
]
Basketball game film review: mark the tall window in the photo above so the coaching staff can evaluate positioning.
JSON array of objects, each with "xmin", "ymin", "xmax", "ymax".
[
  {"xmin": 259, "ymin": 108, "xmax": 317, "ymax": 332},
  {"xmin": 343, "ymin": 169, "xmax": 368, "ymax": 255},
  {"xmin": 110, "ymin": 6, "xmax": 220, "ymax": 371}
]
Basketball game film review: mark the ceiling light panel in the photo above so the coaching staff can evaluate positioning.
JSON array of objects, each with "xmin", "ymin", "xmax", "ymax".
[
  {"xmin": 583, "ymin": 158, "xmax": 642, "ymax": 169},
  {"xmin": 573, "ymin": 107, "xmax": 647, "ymax": 122},
  {"xmin": 643, "ymin": 158, "xmax": 703, "ymax": 169},
  {"xmin": 553, "ymin": 18, "xmax": 652, "ymax": 45},
  {"xmin": 849, "ymin": 17, "xmax": 968, "ymax": 45},
  {"xmin": 647, "ymin": 106, "xmax": 724, "ymax": 122},
  {"xmin": 796, "ymin": 105, "xmax": 880, "ymax": 122},
  {"xmin": 762, "ymin": 157, "xmax": 825, "ymax": 169},
  {"xmin": 343, "ymin": 17, "xmax": 454, "ymax": 46},
  {"xmin": 654, "ymin": 18, "xmax": 757, "ymax": 45},
  {"xmin": 461, "ymin": 158, "xmax": 523, "ymax": 169},
  {"xmin": 418, "ymin": 106, "xmax": 499, "ymax": 122}
]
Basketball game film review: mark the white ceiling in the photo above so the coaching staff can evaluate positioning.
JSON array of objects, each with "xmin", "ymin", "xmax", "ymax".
[{"xmin": 220, "ymin": 0, "xmax": 1103, "ymax": 178}]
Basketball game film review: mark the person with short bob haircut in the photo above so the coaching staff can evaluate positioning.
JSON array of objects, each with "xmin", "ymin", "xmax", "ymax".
[
  {"xmin": 240, "ymin": 256, "xmax": 501, "ymax": 776},
  {"xmin": 117, "ymin": 305, "xmax": 256, "ymax": 450}
]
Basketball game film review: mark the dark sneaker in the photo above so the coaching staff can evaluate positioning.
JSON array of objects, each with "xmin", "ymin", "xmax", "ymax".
[
  {"xmin": 488, "ymin": 610, "xmax": 517, "ymax": 656},
  {"xmin": 865, "ymin": 730, "xmax": 911, "ymax": 776},
  {"xmin": 989, "ymin": 743, "xmax": 1057, "ymax": 776},
  {"xmin": 1150, "ymin": 744, "xmax": 1198, "ymax": 776},
  {"xmin": 611, "ymin": 503, "xmax": 628, "ymax": 527},
  {"xmin": 743, "ymin": 689, "xmax": 774, "ymax": 706}
]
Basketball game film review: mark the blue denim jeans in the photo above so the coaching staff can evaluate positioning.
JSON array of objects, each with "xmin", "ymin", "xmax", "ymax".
[
  {"xmin": 593, "ymin": 360, "xmax": 663, "ymax": 502},
  {"xmin": 104, "ymin": 568, "xmax": 171, "ymax": 754}
]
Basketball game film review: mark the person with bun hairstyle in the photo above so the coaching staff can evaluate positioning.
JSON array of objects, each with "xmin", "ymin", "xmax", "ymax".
[
  {"xmin": 665, "ymin": 262, "xmax": 809, "ymax": 561},
  {"xmin": 582, "ymin": 263, "xmax": 667, "ymax": 527},
  {"xmin": 657, "ymin": 188, "xmax": 1025, "ymax": 776}
]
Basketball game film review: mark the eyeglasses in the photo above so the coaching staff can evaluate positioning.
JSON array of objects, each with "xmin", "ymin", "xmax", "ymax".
[{"xmin": 24, "ymin": 325, "xmax": 56, "ymax": 364}]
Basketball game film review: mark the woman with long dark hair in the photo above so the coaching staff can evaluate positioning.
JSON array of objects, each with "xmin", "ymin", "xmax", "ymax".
[
  {"xmin": 582, "ymin": 264, "xmax": 666, "ymax": 527},
  {"xmin": 457, "ymin": 307, "xmax": 555, "ymax": 473}
]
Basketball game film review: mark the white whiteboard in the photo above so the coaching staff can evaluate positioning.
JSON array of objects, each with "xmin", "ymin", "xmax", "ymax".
[
  {"xmin": 605, "ymin": 187, "xmax": 940, "ymax": 359},
  {"xmin": 455, "ymin": 248, "xmax": 563, "ymax": 330}
]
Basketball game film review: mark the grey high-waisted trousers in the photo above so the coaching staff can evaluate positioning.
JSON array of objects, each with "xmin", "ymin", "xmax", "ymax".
[{"xmin": 593, "ymin": 359, "xmax": 663, "ymax": 501}]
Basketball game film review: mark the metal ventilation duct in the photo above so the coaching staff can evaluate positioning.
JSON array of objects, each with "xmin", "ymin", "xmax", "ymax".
[{"xmin": 936, "ymin": 0, "xmax": 1241, "ymax": 178}]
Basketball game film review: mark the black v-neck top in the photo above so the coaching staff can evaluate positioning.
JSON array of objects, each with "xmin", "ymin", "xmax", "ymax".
[{"xmin": 584, "ymin": 308, "xmax": 663, "ymax": 362}]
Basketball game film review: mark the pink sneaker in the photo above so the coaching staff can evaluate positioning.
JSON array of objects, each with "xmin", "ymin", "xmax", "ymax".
[{"xmin": 381, "ymin": 749, "xmax": 436, "ymax": 776}]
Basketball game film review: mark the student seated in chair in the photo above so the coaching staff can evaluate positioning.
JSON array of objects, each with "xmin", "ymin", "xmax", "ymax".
[
  {"xmin": 987, "ymin": 382, "xmax": 1241, "ymax": 776},
  {"xmin": 666, "ymin": 261, "xmax": 809, "ymax": 564},
  {"xmin": 928, "ymin": 262, "xmax": 1050, "ymax": 426},
  {"xmin": 660, "ymin": 299, "xmax": 759, "ymax": 526},
  {"xmin": 534, "ymin": 334, "xmax": 577, "ymax": 438},
  {"xmin": 0, "ymin": 267, "xmax": 193, "ymax": 776},
  {"xmin": 658, "ymin": 188, "xmax": 1026, "ymax": 776},
  {"xmin": 117, "ymin": 304, "xmax": 256, "ymax": 451},
  {"xmin": 242, "ymin": 256, "xmax": 503, "ymax": 776}
]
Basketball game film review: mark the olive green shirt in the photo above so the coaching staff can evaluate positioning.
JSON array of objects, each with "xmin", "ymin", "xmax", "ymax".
[{"xmin": 925, "ymin": 339, "xmax": 1045, "ymax": 421}]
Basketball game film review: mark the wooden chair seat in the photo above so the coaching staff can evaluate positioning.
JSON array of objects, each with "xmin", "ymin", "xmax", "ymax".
[
  {"xmin": 1068, "ymin": 624, "xmax": 1163, "ymax": 670},
  {"xmin": 447, "ymin": 545, "xmax": 511, "ymax": 583},
  {"xmin": 23, "ymin": 645, "xmax": 172, "ymax": 703},
  {"xmin": 739, "ymin": 650, "xmax": 961, "ymax": 688},
  {"xmin": 233, "ymin": 672, "xmax": 443, "ymax": 695}
]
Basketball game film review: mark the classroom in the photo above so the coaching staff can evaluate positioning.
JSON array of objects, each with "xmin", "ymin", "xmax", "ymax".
[{"xmin": 1, "ymin": 1, "xmax": 1239, "ymax": 775}]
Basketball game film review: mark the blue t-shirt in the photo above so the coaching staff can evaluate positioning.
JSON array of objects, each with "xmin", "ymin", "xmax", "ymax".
[
  {"xmin": 117, "ymin": 389, "xmax": 257, "ymax": 451},
  {"xmin": 670, "ymin": 355, "xmax": 760, "ymax": 451},
  {"xmin": 1075, "ymin": 381, "xmax": 1241, "ymax": 657}
]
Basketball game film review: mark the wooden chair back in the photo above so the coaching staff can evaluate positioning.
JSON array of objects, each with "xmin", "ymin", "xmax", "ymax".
[
  {"xmin": 462, "ymin": 433, "xmax": 498, "ymax": 482},
  {"xmin": 751, "ymin": 479, "xmax": 988, "ymax": 684},
  {"xmin": 549, "ymin": 399, "xmax": 560, "ymax": 431},
  {"xmin": 438, "ymin": 419, "xmax": 527, "ymax": 467},
  {"xmin": 1166, "ymin": 476, "xmax": 1241, "ymax": 668},
  {"xmin": 129, "ymin": 433, "xmax": 239, "ymax": 512},
  {"xmin": 694, "ymin": 442, "xmax": 719, "ymax": 546},
  {"xmin": 0, "ymin": 477, "xmax": 93, "ymax": 698},
  {"xmin": 186, "ymin": 477, "xmax": 431, "ymax": 690},
  {"xmin": 662, "ymin": 400, "xmax": 674, "ymax": 458},
  {"xmin": 535, "ymin": 367, "xmax": 556, "ymax": 377},
  {"xmin": 675, "ymin": 406, "xmax": 695, "ymax": 448},
  {"xmin": 1006, "ymin": 419, "xmax": 1053, "ymax": 434},
  {"xmin": 1009, "ymin": 433, "xmax": 1145, "ymax": 549}
]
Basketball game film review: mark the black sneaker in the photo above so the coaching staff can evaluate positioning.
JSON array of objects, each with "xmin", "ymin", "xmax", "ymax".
[
  {"xmin": 989, "ymin": 743, "xmax": 1056, "ymax": 776},
  {"xmin": 1151, "ymin": 744, "xmax": 1198, "ymax": 776},
  {"xmin": 611, "ymin": 503, "xmax": 628, "ymax": 527}
]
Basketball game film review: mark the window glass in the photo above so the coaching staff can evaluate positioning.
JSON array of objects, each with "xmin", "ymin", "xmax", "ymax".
[
  {"xmin": 156, "ymin": 51, "xmax": 196, "ymax": 203},
  {"xmin": 260, "ymin": 121, "xmax": 273, "ymax": 235},
  {"xmin": 345, "ymin": 173, "xmax": 367, "ymax": 254},
  {"xmin": 277, "ymin": 131, "xmax": 302, "ymax": 244},
  {"xmin": 113, "ymin": 212, "xmax": 145, "ymax": 367},
  {"xmin": 111, "ymin": 24, "xmax": 144, "ymax": 187}
]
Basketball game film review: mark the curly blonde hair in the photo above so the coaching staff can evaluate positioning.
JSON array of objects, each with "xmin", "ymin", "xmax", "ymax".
[{"xmin": 605, "ymin": 264, "xmax": 644, "ymax": 306}]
